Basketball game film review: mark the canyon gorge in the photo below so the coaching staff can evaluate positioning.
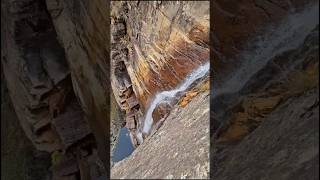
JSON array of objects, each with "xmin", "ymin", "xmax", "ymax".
[{"xmin": 1, "ymin": 0, "xmax": 319, "ymax": 180}]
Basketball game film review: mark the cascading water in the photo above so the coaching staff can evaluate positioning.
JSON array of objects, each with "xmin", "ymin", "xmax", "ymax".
[
  {"xmin": 140, "ymin": 61, "xmax": 210, "ymax": 137},
  {"xmin": 214, "ymin": 2, "xmax": 319, "ymax": 97}
]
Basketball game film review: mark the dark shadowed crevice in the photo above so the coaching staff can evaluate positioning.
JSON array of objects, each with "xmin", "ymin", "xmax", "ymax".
[{"xmin": 1, "ymin": 0, "xmax": 107, "ymax": 179}]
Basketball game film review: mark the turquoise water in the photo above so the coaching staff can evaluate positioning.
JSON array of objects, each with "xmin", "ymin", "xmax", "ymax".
[{"xmin": 112, "ymin": 128, "xmax": 134, "ymax": 162}]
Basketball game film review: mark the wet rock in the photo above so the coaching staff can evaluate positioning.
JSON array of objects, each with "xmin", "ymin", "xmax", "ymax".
[
  {"xmin": 214, "ymin": 24, "xmax": 319, "ymax": 143},
  {"xmin": 152, "ymin": 102, "xmax": 172, "ymax": 124},
  {"xmin": 213, "ymin": 0, "xmax": 317, "ymax": 86}
]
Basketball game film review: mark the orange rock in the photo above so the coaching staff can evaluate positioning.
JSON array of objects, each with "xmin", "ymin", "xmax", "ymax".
[
  {"xmin": 179, "ymin": 91, "xmax": 200, "ymax": 108},
  {"xmin": 186, "ymin": 91, "xmax": 198, "ymax": 98},
  {"xmin": 179, "ymin": 99, "xmax": 190, "ymax": 108}
]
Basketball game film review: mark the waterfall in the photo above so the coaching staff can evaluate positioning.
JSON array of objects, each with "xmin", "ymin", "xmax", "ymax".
[
  {"xmin": 142, "ymin": 61, "xmax": 210, "ymax": 134},
  {"xmin": 214, "ymin": 2, "xmax": 319, "ymax": 97}
]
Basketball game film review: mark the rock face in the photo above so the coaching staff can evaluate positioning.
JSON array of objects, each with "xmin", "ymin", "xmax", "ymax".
[
  {"xmin": 1, "ymin": 0, "xmax": 107, "ymax": 178},
  {"xmin": 111, "ymin": 1, "xmax": 209, "ymax": 108},
  {"xmin": 1, "ymin": 71, "xmax": 51, "ymax": 180},
  {"xmin": 45, "ymin": 0, "xmax": 111, "ymax": 169},
  {"xmin": 2, "ymin": 0, "xmax": 318, "ymax": 179},
  {"xmin": 1, "ymin": 0, "xmax": 70, "ymax": 152},
  {"xmin": 213, "ymin": 0, "xmax": 318, "ymax": 86},
  {"xmin": 212, "ymin": 1, "xmax": 319, "ymax": 179},
  {"xmin": 110, "ymin": 1, "xmax": 209, "ymax": 147},
  {"xmin": 2, "ymin": 0, "xmax": 210, "ymax": 178},
  {"xmin": 213, "ymin": 89, "xmax": 319, "ymax": 180},
  {"xmin": 111, "ymin": 81, "xmax": 210, "ymax": 179}
]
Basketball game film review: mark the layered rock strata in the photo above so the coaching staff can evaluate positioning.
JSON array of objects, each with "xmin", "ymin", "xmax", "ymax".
[
  {"xmin": 2, "ymin": 0, "xmax": 210, "ymax": 178},
  {"xmin": 1, "ymin": 0, "xmax": 106, "ymax": 179},
  {"xmin": 110, "ymin": 1, "xmax": 210, "ymax": 147}
]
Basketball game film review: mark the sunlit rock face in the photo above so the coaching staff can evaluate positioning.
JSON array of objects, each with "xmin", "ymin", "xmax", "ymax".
[
  {"xmin": 111, "ymin": 1, "xmax": 209, "ymax": 147},
  {"xmin": 111, "ymin": 1, "xmax": 209, "ymax": 110}
]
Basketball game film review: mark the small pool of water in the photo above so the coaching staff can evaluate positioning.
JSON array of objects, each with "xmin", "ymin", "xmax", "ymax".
[{"xmin": 112, "ymin": 128, "xmax": 134, "ymax": 163}]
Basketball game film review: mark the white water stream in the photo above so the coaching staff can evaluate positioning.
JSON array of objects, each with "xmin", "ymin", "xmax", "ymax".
[
  {"xmin": 140, "ymin": 61, "xmax": 210, "ymax": 136},
  {"xmin": 214, "ymin": 2, "xmax": 319, "ymax": 97},
  {"xmin": 134, "ymin": 2, "xmax": 318, "ymax": 144}
]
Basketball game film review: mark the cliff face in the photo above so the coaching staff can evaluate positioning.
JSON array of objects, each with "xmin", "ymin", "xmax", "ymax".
[
  {"xmin": 212, "ymin": 1, "xmax": 319, "ymax": 179},
  {"xmin": 2, "ymin": 0, "xmax": 108, "ymax": 178},
  {"xmin": 2, "ymin": 0, "xmax": 319, "ymax": 179},
  {"xmin": 1, "ymin": 0, "xmax": 210, "ymax": 179},
  {"xmin": 213, "ymin": 0, "xmax": 317, "ymax": 86},
  {"xmin": 1, "ymin": 0, "xmax": 70, "ymax": 152},
  {"xmin": 1, "ymin": 71, "xmax": 51, "ymax": 180},
  {"xmin": 111, "ymin": 78, "xmax": 210, "ymax": 179},
  {"xmin": 110, "ymin": 1, "xmax": 209, "ymax": 148},
  {"xmin": 111, "ymin": 1, "xmax": 209, "ymax": 109},
  {"xmin": 45, "ymin": 0, "xmax": 112, "ymax": 172},
  {"xmin": 213, "ymin": 89, "xmax": 319, "ymax": 180}
]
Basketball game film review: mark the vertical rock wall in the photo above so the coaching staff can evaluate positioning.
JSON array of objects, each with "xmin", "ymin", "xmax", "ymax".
[
  {"xmin": 45, "ymin": 0, "xmax": 111, "ymax": 169},
  {"xmin": 212, "ymin": 0, "xmax": 319, "ymax": 179},
  {"xmin": 110, "ymin": 1, "xmax": 210, "ymax": 146},
  {"xmin": 1, "ymin": 0, "xmax": 71, "ymax": 152},
  {"xmin": 1, "ymin": 0, "xmax": 108, "ymax": 178},
  {"xmin": 2, "ymin": 0, "xmax": 210, "ymax": 172},
  {"xmin": 111, "ymin": 1, "xmax": 209, "ymax": 110}
]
